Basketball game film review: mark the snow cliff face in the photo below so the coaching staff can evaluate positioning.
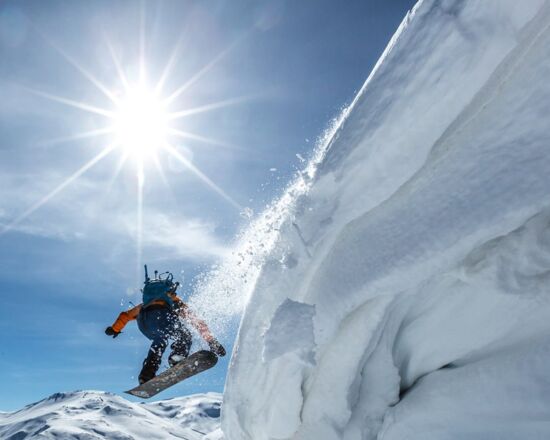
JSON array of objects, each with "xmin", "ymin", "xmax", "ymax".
[
  {"xmin": 0, "ymin": 391, "xmax": 222, "ymax": 440},
  {"xmin": 220, "ymin": 0, "xmax": 550, "ymax": 439}
]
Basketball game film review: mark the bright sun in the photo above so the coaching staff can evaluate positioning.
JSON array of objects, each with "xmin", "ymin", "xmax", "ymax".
[
  {"xmin": 113, "ymin": 86, "xmax": 169, "ymax": 161},
  {"xmin": 3, "ymin": 28, "xmax": 246, "ymax": 238}
]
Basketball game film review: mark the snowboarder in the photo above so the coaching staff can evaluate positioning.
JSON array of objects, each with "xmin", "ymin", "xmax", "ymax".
[{"xmin": 105, "ymin": 266, "xmax": 226, "ymax": 385}]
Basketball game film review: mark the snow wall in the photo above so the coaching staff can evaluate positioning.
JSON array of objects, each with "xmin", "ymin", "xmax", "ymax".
[{"xmin": 201, "ymin": 1, "xmax": 550, "ymax": 439}]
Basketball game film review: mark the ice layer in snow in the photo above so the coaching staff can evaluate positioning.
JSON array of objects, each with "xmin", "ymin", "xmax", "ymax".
[{"xmin": 216, "ymin": 0, "xmax": 550, "ymax": 439}]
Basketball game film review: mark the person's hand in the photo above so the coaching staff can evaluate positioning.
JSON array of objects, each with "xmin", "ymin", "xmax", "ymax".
[
  {"xmin": 105, "ymin": 326, "xmax": 120, "ymax": 338},
  {"xmin": 208, "ymin": 339, "xmax": 226, "ymax": 357}
]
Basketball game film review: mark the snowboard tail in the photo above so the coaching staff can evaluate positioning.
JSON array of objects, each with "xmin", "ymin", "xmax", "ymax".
[{"xmin": 125, "ymin": 350, "xmax": 218, "ymax": 398}]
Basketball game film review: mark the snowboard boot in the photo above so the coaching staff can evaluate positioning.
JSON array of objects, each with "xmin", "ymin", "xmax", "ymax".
[
  {"xmin": 168, "ymin": 354, "xmax": 187, "ymax": 368},
  {"xmin": 168, "ymin": 335, "xmax": 191, "ymax": 367},
  {"xmin": 139, "ymin": 349, "xmax": 163, "ymax": 384}
]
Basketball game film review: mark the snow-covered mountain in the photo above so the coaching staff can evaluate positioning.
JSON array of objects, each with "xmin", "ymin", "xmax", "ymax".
[
  {"xmin": 206, "ymin": 0, "xmax": 550, "ymax": 439},
  {"xmin": 0, "ymin": 391, "xmax": 222, "ymax": 439}
]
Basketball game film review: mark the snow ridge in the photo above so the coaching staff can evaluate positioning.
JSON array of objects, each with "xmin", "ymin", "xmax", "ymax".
[{"xmin": 221, "ymin": 0, "xmax": 550, "ymax": 439}]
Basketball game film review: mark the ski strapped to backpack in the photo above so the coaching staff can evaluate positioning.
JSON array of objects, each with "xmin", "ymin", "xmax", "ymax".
[{"xmin": 142, "ymin": 265, "xmax": 180, "ymax": 308}]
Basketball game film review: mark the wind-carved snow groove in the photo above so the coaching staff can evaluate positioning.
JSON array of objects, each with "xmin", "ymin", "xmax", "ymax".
[
  {"xmin": 301, "ymin": 208, "xmax": 550, "ymax": 439},
  {"xmin": 379, "ymin": 209, "xmax": 550, "ymax": 439}
]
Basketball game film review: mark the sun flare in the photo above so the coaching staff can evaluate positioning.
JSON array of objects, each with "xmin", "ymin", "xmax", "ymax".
[
  {"xmin": 113, "ymin": 85, "xmax": 169, "ymax": 161},
  {"xmin": 3, "ymin": 25, "xmax": 246, "ymax": 240}
]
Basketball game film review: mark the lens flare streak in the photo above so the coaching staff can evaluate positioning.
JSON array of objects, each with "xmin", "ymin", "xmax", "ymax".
[
  {"xmin": 27, "ymin": 87, "xmax": 116, "ymax": 118},
  {"xmin": 45, "ymin": 36, "xmax": 120, "ymax": 105},
  {"xmin": 40, "ymin": 127, "xmax": 115, "ymax": 148},
  {"xmin": 1, "ymin": 144, "xmax": 116, "ymax": 235},
  {"xmin": 168, "ymin": 96, "xmax": 252, "ymax": 120},
  {"xmin": 163, "ymin": 143, "xmax": 241, "ymax": 210},
  {"xmin": 169, "ymin": 128, "xmax": 243, "ymax": 151}
]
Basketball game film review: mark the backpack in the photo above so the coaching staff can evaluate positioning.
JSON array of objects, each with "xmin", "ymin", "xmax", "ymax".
[{"xmin": 142, "ymin": 265, "xmax": 177, "ymax": 308}]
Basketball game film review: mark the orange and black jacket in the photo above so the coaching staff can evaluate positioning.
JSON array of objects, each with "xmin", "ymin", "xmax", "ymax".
[{"xmin": 110, "ymin": 296, "xmax": 215, "ymax": 342}]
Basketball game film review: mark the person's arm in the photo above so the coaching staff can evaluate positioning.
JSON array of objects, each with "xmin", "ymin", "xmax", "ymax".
[
  {"xmin": 105, "ymin": 303, "xmax": 142, "ymax": 337},
  {"xmin": 176, "ymin": 301, "xmax": 213, "ymax": 341},
  {"xmin": 176, "ymin": 299, "xmax": 226, "ymax": 356}
]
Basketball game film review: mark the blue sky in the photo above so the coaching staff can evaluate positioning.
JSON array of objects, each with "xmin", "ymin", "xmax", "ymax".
[{"xmin": 0, "ymin": 0, "xmax": 415, "ymax": 411}]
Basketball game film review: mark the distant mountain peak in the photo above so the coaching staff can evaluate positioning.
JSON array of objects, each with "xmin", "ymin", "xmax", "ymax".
[{"xmin": 1, "ymin": 390, "xmax": 222, "ymax": 440}]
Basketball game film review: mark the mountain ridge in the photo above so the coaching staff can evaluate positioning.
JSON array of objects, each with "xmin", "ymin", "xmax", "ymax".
[{"xmin": 0, "ymin": 390, "xmax": 222, "ymax": 440}]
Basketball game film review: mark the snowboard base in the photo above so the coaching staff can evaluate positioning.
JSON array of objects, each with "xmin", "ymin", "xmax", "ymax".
[{"xmin": 125, "ymin": 350, "xmax": 218, "ymax": 399}]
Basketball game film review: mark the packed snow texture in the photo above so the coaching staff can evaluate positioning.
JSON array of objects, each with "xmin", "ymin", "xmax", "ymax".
[
  {"xmin": 218, "ymin": 0, "xmax": 550, "ymax": 439},
  {"xmin": 0, "ymin": 391, "xmax": 221, "ymax": 439},
  {"xmin": 262, "ymin": 298, "xmax": 316, "ymax": 365}
]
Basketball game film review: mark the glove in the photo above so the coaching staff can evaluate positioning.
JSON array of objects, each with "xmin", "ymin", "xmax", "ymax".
[
  {"xmin": 208, "ymin": 339, "xmax": 226, "ymax": 357},
  {"xmin": 105, "ymin": 326, "xmax": 120, "ymax": 338}
]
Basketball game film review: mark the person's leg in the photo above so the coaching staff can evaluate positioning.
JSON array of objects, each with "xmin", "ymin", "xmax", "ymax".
[
  {"xmin": 139, "ymin": 338, "xmax": 167, "ymax": 384},
  {"xmin": 137, "ymin": 308, "xmax": 171, "ymax": 383},
  {"xmin": 168, "ymin": 321, "xmax": 193, "ymax": 367}
]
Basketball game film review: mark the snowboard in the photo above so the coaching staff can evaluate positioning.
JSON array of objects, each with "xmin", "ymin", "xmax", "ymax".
[{"xmin": 125, "ymin": 350, "xmax": 218, "ymax": 399}]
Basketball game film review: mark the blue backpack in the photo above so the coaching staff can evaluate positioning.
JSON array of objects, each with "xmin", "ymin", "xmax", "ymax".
[{"xmin": 142, "ymin": 265, "xmax": 178, "ymax": 308}]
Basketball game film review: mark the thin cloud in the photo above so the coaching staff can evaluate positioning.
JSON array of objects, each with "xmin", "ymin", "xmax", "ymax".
[
  {"xmin": 133, "ymin": 212, "xmax": 231, "ymax": 261},
  {"xmin": 0, "ymin": 170, "xmax": 230, "ymax": 263}
]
